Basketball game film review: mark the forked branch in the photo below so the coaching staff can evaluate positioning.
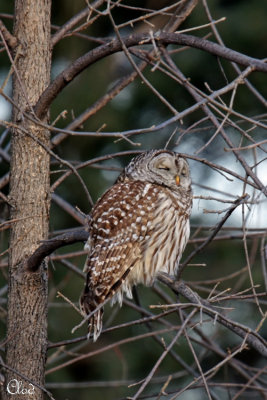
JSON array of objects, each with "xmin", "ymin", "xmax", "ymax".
[
  {"xmin": 158, "ymin": 275, "xmax": 267, "ymax": 358},
  {"xmin": 34, "ymin": 32, "xmax": 267, "ymax": 119}
]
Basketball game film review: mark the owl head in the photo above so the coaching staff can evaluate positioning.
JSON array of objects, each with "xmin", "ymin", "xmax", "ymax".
[{"xmin": 120, "ymin": 150, "xmax": 192, "ymax": 192}]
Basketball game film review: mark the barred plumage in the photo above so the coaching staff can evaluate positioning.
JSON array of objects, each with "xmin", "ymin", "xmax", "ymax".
[{"xmin": 80, "ymin": 149, "xmax": 192, "ymax": 341}]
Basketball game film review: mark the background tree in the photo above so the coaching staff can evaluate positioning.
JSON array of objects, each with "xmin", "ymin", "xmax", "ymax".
[
  {"xmin": 1, "ymin": 1, "xmax": 51, "ymax": 399},
  {"xmin": 0, "ymin": 1, "xmax": 266, "ymax": 399}
]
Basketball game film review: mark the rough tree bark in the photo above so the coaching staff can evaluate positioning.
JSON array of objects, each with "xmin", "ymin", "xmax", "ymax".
[{"xmin": 4, "ymin": 1, "xmax": 51, "ymax": 399}]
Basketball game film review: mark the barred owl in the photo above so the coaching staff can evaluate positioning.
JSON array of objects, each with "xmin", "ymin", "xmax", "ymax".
[{"xmin": 80, "ymin": 149, "xmax": 192, "ymax": 341}]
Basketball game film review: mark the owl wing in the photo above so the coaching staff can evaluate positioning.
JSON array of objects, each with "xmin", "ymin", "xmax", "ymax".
[{"xmin": 80, "ymin": 179, "xmax": 156, "ymax": 340}]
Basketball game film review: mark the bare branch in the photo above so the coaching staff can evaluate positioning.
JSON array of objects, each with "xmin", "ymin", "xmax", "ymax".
[
  {"xmin": 158, "ymin": 276, "xmax": 267, "ymax": 358},
  {"xmin": 0, "ymin": 19, "xmax": 17, "ymax": 48},
  {"xmin": 34, "ymin": 32, "xmax": 267, "ymax": 119},
  {"xmin": 178, "ymin": 194, "xmax": 250, "ymax": 276},
  {"xmin": 27, "ymin": 229, "xmax": 88, "ymax": 272}
]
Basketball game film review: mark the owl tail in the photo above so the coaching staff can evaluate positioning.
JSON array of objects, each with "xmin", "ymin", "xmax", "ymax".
[
  {"xmin": 80, "ymin": 292, "xmax": 104, "ymax": 342},
  {"xmin": 88, "ymin": 308, "xmax": 103, "ymax": 342}
]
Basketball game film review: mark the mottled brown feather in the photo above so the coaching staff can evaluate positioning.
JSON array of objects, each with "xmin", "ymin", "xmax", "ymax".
[{"xmin": 80, "ymin": 150, "xmax": 192, "ymax": 341}]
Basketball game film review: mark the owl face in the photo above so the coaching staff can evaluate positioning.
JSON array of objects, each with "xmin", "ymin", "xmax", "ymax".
[{"xmin": 124, "ymin": 150, "xmax": 191, "ymax": 192}]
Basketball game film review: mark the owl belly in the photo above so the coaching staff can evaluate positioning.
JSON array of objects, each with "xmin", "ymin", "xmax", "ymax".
[
  {"xmin": 120, "ymin": 201, "xmax": 190, "ymax": 298},
  {"xmin": 141, "ymin": 212, "xmax": 189, "ymax": 282}
]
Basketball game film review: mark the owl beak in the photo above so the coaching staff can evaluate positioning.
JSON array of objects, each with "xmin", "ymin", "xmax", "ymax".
[{"xmin": 175, "ymin": 175, "xmax": 180, "ymax": 185}]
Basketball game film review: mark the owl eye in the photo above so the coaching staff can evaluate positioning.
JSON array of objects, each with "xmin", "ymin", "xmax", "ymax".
[
  {"xmin": 181, "ymin": 169, "xmax": 187, "ymax": 177},
  {"xmin": 158, "ymin": 166, "xmax": 170, "ymax": 171}
]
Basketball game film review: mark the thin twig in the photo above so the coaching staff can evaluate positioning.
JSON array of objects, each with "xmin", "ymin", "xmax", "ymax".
[
  {"xmin": 34, "ymin": 32, "xmax": 267, "ymax": 119},
  {"xmin": 158, "ymin": 276, "xmax": 267, "ymax": 358},
  {"xmin": 178, "ymin": 194, "xmax": 250, "ymax": 277}
]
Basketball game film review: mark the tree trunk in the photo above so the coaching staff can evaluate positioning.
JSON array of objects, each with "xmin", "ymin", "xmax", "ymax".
[{"xmin": 4, "ymin": 1, "xmax": 51, "ymax": 399}]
